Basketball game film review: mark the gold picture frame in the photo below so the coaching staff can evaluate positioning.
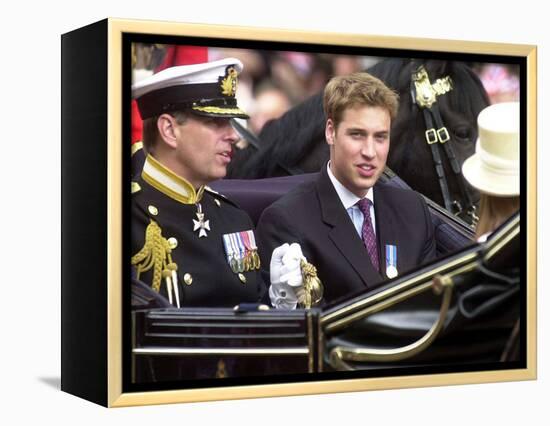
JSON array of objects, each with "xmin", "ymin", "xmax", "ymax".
[{"xmin": 61, "ymin": 17, "xmax": 536, "ymax": 407}]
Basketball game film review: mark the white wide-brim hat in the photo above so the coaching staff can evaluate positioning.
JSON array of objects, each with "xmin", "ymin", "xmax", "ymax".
[{"xmin": 462, "ymin": 102, "xmax": 520, "ymax": 196}]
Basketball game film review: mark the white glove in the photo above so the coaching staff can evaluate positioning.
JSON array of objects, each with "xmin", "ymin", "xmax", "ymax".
[
  {"xmin": 268, "ymin": 282, "xmax": 298, "ymax": 310},
  {"xmin": 269, "ymin": 243, "xmax": 306, "ymax": 309}
]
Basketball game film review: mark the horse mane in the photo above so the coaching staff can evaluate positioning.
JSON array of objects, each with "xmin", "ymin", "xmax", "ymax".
[{"xmin": 227, "ymin": 92, "xmax": 326, "ymax": 178}]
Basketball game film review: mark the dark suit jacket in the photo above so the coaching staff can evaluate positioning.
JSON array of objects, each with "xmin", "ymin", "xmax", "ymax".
[{"xmin": 256, "ymin": 167, "xmax": 436, "ymax": 306}]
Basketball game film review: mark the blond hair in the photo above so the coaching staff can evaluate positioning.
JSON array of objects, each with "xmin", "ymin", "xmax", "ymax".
[
  {"xmin": 323, "ymin": 72, "xmax": 399, "ymax": 128},
  {"xmin": 475, "ymin": 194, "xmax": 520, "ymax": 239}
]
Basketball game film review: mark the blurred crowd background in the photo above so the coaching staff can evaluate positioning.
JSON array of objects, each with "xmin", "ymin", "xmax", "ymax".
[{"xmin": 131, "ymin": 43, "xmax": 520, "ymax": 144}]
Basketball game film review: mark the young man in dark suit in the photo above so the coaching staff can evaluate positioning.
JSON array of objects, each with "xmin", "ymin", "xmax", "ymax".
[{"xmin": 256, "ymin": 72, "xmax": 437, "ymax": 308}]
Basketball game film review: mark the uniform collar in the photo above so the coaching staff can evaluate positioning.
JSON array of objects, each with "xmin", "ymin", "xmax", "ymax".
[
  {"xmin": 142, "ymin": 154, "xmax": 205, "ymax": 204},
  {"xmin": 326, "ymin": 161, "xmax": 374, "ymax": 210}
]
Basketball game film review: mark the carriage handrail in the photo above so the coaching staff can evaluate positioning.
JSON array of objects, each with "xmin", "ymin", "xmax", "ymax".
[
  {"xmin": 328, "ymin": 273, "xmax": 454, "ymax": 369},
  {"xmin": 320, "ymin": 248, "xmax": 478, "ymax": 333}
]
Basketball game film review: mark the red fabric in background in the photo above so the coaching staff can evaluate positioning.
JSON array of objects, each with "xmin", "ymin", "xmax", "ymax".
[
  {"xmin": 131, "ymin": 45, "xmax": 208, "ymax": 144},
  {"xmin": 155, "ymin": 45, "xmax": 208, "ymax": 72}
]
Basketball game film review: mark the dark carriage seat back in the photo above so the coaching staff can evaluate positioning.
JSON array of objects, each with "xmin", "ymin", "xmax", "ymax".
[
  {"xmin": 211, "ymin": 173, "xmax": 318, "ymax": 225},
  {"xmin": 211, "ymin": 170, "xmax": 472, "ymax": 256}
]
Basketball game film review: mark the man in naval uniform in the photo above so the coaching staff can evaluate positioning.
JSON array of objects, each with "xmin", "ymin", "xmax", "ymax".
[
  {"xmin": 131, "ymin": 58, "xmax": 295, "ymax": 308},
  {"xmin": 256, "ymin": 72, "xmax": 437, "ymax": 309}
]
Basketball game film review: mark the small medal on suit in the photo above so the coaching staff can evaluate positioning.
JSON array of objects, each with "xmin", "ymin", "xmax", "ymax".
[{"xmin": 385, "ymin": 244, "xmax": 398, "ymax": 279}]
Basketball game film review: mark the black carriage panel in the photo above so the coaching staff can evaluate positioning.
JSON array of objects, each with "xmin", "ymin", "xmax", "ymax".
[{"xmin": 132, "ymin": 307, "xmax": 320, "ymax": 382}]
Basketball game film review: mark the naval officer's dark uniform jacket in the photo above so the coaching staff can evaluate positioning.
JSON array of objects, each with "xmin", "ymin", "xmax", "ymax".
[
  {"xmin": 132, "ymin": 155, "xmax": 264, "ymax": 308},
  {"xmin": 256, "ymin": 165, "xmax": 437, "ymax": 307}
]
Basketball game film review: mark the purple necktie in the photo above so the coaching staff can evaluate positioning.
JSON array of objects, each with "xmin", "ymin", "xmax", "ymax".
[{"xmin": 357, "ymin": 198, "xmax": 379, "ymax": 272}]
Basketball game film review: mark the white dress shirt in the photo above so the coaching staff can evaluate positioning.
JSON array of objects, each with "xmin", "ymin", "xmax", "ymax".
[{"xmin": 326, "ymin": 162, "xmax": 376, "ymax": 237}]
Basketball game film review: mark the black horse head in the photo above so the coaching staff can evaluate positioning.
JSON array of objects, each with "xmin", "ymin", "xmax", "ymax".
[
  {"xmin": 368, "ymin": 59, "xmax": 488, "ymax": 216},
  {"xmin": 228, "ymin": 91, "xmax": 327, "ymax": 178},
  {"xmin": 227, "ymin": 58, "xmax": 489, "ymax": 221}
]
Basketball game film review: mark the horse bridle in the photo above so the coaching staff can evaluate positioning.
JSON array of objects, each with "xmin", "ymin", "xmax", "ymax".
[{"xmin": 411, "ymin": 65, "xmax": 479, "ymax": 226}]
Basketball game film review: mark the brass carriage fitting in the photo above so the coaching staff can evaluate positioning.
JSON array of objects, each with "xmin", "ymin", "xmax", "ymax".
[{"xmin": 432, "ymin": 274, "xmax": 454, "ymax": 295}]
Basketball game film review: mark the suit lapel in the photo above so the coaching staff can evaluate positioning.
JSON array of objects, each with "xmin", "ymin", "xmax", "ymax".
[
  {"xmin": 373, "ymin": 183, "xmax": 398, "ymax": 280},
  {"xmin": 316, "ymin": 168, "xmax": 382, "ymax": 288}
]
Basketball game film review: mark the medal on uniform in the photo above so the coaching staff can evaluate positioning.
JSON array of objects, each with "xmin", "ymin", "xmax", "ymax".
[
  {"xmin": 222, "ymin": 234, "xmax": 238, "ymax": 273},
  {"xmin": 249, "ymin": 231, "xmax": 261, "ymax": 270},
  {"xmin": 233, "ymin": 232, "xmax": 246, "ymax": 273},
  {"xmin": 242, "ymin": 230, "xmax": 260, "ymax": 270},
  {"xmin": 230, "ymin": 234, "xmax": 243, "ymax": 273},
  {"xmin": 227, "ymin": 232, "xmax": 244, "ymax": 273},
  {"xmin": 193, "ymin": 203, "xmax": 210, "ymax": 238},
  {"xmin": 385, "ymin": 244, "xmax": 398, "ymax": 279},
  {"xmin": 239, "ymin": 231, "xmax": 249, "ymax": 271},
  {"xmin": 223, "ymin": 230, "xmax": 257, "ymax": 276},
  {"xmin": 240, "ymin": 230, "xmax": 256, "ymax": 271}
]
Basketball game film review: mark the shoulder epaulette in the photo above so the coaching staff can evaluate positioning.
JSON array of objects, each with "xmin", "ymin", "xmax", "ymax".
[
  {"xmin": 204, "ymin": 185, "xmax": 226, "ymax": 197},
  {"xmin": 131, "ymin": 181, "xmax": 142, "ymax": 194},
  {"xmin": 204, "ymin": 186, "xmax": 242, "ymax": 208},
  {"xmin": 132, "ymin": 141, "xmax": 143, "ymax": 157}
]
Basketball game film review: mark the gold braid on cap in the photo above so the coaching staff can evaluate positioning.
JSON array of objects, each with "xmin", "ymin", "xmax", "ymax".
[
  {"xmin": 131, "ymin": 220, "xmax": 178, "ymax": 294},
  {"xmin": 192, "ymin": 106, "xmax": 246, "ymax": 115},
  {"xmin": 299, "ymin": 259, "xmax": 324, "ymax": 309}
]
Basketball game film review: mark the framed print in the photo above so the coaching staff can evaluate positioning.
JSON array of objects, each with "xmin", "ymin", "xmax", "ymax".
[{"xmin": 61, "ymin": 18, "xmax": 537, "ymax": 407}]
